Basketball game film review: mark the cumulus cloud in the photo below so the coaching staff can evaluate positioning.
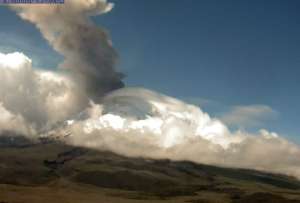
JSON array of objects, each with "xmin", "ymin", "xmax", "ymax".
[
  {"xmin": 60, "ymin": 87, "xmax": 300, "ymax": 179},
  {"xmin": 221, "ymin": 105, "xmax": 278, "ymax": 128},
  {"xmin": 0, "ymin": 0, "xmax": 298, "ymax": 180},
  {"xmin": 0, "ymin": 103, "xmax": 35, "ymax": 136},
  {"xmin": 0, "ymin": 52, "xmax": 83, "ymax": 135}
]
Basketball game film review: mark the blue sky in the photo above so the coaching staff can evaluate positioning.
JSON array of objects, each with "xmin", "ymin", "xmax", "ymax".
[{"xmin": 0, "ymin": 0, "xmax": 299, "ymax": 143}]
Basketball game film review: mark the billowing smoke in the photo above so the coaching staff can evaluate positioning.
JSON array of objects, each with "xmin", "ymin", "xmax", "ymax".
[
  {"xmin": 0, "ymin": 0, "xmax": 299, "ymax": 179},
  {"xmin": 64, "ymin": 88, "xmax": 300, "ymax": 178},
  {"xmin": 11, "ymin": 0, "xmax": 124, "ymax": 101}
]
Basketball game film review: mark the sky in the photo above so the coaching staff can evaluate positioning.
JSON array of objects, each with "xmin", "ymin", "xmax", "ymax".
[{"xmin": 0, "ymin": 0, "xmax": 299, "ymax": 143}]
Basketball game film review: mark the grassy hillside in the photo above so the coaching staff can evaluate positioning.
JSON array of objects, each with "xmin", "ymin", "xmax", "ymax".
[{"xmin": 0, "ymin": 138, "xmax": 300, "ymax": 203}]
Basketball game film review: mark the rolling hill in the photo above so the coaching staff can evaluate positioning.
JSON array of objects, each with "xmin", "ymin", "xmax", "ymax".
[{"xmin": 0, "ymin": 136, "xmax": 300, "ymax": 203}]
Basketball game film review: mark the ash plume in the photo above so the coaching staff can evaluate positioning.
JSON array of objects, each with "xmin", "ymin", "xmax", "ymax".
[{"xmin": 11, "ymin": 0, "xmax": 124, "ymax": 101}]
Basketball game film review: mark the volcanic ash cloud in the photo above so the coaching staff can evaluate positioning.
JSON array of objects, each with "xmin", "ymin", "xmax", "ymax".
[{"xmin": 11, "ymin": 0, "xmax": 124, "ymax": 101}]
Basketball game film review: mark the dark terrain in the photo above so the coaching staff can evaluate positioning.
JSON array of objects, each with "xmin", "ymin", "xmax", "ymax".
[{"xmin": 0, "ymin": 136, "xmax": 300, "ymax": 203}]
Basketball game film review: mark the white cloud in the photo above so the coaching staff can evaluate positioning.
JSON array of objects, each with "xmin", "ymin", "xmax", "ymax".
[
  {"xmin": 0, "ymin": 52, "xmax": 86, "ymax": 136},
  {"xmin": 0, "ymin": 103, "xmax": 35, "ymax": 136},
  {"xmin": 59, "ymin": 87, "xmax": 300, "ymax": 179}
]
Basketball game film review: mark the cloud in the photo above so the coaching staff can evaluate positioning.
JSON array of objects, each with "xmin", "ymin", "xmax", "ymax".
[
  {"xmin": 221, "ymin": 105, "xmax": 278, "ymax": 128},
  {"xmin": 11, "ymin": 0, "xmax": 124, "ymax": 101},
  {"xmin": 0, "ymin": 52, "xmax": 84, "ymax": 135},
  {"xmin": 62, "ymin": 87, "xmax": 300, "ymax": 179},
  {"xmin": 0, "ymin": 103, "xmax": 35, "ymax": 136},
  {"xmin": 182, "ymin": 97, "xmax": 220, "ymax": 108}
]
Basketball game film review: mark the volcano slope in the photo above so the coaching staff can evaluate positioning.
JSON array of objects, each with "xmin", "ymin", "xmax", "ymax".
[{"xmin": 0, "ymin": 137, "xmax": 300, "ymax": 203}]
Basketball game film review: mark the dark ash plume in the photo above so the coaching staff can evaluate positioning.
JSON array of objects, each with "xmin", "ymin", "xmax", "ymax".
[{"xmin": 11, "ymin": 0, "xmax": 124, "ymax": 100}]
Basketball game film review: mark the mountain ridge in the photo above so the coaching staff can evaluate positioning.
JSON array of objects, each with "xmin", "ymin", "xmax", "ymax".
[{"xmin": 0, "ymin": 138, "xmax": 300, "ymax": 203}]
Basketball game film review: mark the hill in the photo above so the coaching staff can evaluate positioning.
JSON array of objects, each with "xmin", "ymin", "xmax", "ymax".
[{"xmin": 0, "ymin": 137, "xmax": 300, "ymax": 203}]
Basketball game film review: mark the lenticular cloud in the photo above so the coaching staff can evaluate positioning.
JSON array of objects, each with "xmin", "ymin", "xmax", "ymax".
[{"xmin": 0, "ymin": 0, "xmax": 300, "ymax": 179}]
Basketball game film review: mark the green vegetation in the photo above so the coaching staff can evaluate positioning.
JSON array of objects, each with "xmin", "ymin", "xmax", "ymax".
[{"xmin": 0, "ymin": 141, "xmax": 300, "ymax": 203}]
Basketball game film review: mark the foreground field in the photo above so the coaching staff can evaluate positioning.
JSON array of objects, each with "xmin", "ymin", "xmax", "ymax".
[{"xmin": 0, "ymin": 138, "xmax": 300, "ymax": 203}]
